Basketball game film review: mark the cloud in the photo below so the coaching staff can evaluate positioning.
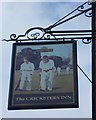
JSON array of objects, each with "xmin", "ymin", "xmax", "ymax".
[
  {"xmin": 1, "ymin": 0, "xmax": 88, "ymax": 2},
  {"xmin": 2, "ymin": 2, "xmax": 46, "ymax": 38},
  {"xmin": 1, "ymin": 2, "xmax": 92, "ymax": 118}
]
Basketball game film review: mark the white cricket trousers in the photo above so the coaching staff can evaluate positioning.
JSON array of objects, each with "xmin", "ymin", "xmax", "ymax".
[
  {"xmin": 40, "ymin": 71, "xmax": 54, "ymax": 91},
  {"xmin": 19, "ymin": 71, "xmax": 32, "ymax": 90}
]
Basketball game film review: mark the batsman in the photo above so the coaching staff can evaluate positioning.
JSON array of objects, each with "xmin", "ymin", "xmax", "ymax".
[
  {"xmin": 19, "ymin": 56, "xmax": 35, "ymax": 91},
  {"xmin": 39, "ymin": 55, "xmax": 55, "ymax": 91}
]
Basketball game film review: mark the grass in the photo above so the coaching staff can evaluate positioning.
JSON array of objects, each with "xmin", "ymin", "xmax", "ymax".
[{"xmin": 13, "ymin": 70, "xmax": 74, "ymax": 94}]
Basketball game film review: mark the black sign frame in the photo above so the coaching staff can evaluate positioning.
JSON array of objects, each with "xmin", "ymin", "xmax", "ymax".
[{"xmin": 8, "ymin": 40, "xmax": 78, "ymax": 110}]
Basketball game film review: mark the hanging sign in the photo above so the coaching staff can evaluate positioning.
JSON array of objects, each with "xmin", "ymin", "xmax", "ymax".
[{"xmin": 8, "ymin": 40, "xmax": 78, "ymax": 110}]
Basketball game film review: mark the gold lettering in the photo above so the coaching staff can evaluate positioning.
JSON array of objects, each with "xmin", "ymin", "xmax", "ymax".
[
  {"xmin": 61, "ymin": 96, "xmax": 72, "ymax": 100},
  {"xmin": 16, "ymin": 97, "xmax": 25, "ymax": 101}
]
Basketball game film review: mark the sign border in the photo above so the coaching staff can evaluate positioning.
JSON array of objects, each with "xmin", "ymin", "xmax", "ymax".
[{"xmin": 8, "ymin": 40, "xmax": 78, "ymax": 110}]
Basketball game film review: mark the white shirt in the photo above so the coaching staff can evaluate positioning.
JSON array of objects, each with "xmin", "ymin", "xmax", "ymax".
[
  {"xmin": 39, "ymin": 59, "xmax": 55, "ymax": 71},
  {"xmin": 20, "ymin": 62, "xmax": 35, "ymax": 73}
]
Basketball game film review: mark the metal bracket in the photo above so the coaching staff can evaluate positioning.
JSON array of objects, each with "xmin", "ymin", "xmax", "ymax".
[{"xmin": 2, "ymin": 1, "xmax": 92, "ymax": 44}]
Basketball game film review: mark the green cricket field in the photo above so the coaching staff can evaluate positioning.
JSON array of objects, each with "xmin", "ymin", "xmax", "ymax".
[{"xmin": 13, "ymin": 70, "xmax": 74, "ymax": 94}]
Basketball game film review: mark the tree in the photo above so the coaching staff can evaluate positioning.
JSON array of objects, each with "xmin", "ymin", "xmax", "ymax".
[
  {"xmin": 49, "ymin": 56, "xmax": 63, "ymax": 68},
  {"xmin": 16, "ymin": 48, "xmax": 41, "ymax": 70}
]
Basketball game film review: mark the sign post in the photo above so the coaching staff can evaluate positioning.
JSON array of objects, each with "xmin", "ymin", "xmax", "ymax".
[{"xmin": 92, "ymin": 1, "xmax": 96, "ymax": 120}]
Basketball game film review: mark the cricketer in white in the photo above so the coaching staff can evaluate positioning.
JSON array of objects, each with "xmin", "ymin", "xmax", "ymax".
[
  {"xmin": 39, "ymin": 55, "xmax": 55, "ymax": 91},
  {"xmin": 19, "ymin": 57, "xmax": 35, "ymax": 91}
]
